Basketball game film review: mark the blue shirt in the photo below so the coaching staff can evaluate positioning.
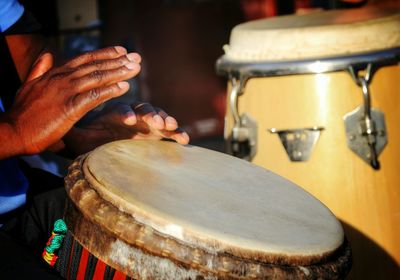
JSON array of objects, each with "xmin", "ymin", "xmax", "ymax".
[
  {"xmin": 0, "ymin": 0, "xmax": 28, "ymax": 216},
  {"xmin": 0, "ymin": 0, "xmax": 24, "ymax": 32}
]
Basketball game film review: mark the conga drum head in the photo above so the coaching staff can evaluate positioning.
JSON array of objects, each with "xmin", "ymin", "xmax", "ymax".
[
  {"xmin": 61, "ymin": 140, "xmax": 350, "ymax": 279},
  {"xmin": 224, "ymin": 6, "xmax": 400, "ymax": 61}
]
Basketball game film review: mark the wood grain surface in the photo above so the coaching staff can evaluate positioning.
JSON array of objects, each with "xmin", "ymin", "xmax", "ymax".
[{"xmin": 224, "ymin": 65, "xmax": 400, "ymax": 279}]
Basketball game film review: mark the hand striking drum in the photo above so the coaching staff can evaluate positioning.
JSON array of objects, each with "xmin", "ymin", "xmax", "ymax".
[{"xmin": 56, "ymin": 140, "xmax": 350, "ymax": 279}]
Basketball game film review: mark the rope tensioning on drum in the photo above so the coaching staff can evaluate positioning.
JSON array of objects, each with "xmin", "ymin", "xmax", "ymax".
[{"xmin": 42, "ymin": 219, "xmax": 68, "ymax": 266}]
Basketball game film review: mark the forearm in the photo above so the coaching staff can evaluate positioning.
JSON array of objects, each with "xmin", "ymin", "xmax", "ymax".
[{"xmin": 0, "ymin": 114, "xmax": 25, "ymax": 159}]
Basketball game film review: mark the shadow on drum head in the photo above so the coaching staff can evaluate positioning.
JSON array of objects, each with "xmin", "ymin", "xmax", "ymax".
[{"xmin": 341, "ymin": 220, "xmax": 399, "ymax": 280}]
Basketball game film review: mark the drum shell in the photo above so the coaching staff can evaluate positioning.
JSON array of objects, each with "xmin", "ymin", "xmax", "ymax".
[{"xmin": 224, "ymin": 64, "xmax": 400, "ymax": 279}]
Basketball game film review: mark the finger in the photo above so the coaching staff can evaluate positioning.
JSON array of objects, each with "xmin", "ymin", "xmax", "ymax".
[
  {"xmin": 71, "ymin": 63, "xmax": 140, "ymax": 93},
  {"xmin": 133, "ymin": 103, "xmax": 165, "ymax": 130},
  {"xmin": 72, "ymin": 81, "xmax": 130, "ymax": 118},
  {"xmin": 71, "ymin": 53, "xmax": 141, "ymax": 78},
  {"xmin": 155, "ymin": 108, "xmax": 178, "ymax": 131},
  {"xmin": 65, "ymin": 46, "xmax": 127, "ymax": 68},
  {"xmin": 129, "ymin": 53, "xmax": 141, "ymax": 64},
  {"xmin": 120, "ymin": 104, "xmax": 137, "ymax": 125},
  {"xmin": 162, "ymin": 128, "xmax": 190, "ymax": 145},
  {"xmin": 105, "ymin": 103, "xmax": 137, "ymax": 126}
]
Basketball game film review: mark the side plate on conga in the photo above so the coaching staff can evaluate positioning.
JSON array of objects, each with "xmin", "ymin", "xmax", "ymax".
[{"xmin": 60, "ymin": 140, "xmax": 350, "ymax": 279}]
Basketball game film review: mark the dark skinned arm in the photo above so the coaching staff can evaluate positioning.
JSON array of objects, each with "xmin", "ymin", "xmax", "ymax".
[{"xmin": 0, "ymin": 46, "xmax": 141, "ymax": 160}]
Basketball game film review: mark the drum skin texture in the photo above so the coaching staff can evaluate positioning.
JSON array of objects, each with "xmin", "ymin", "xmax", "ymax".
[
  {"xmin": 225, "ymin": 66, "xmax": 400, "ymax": 279},
  {"xmin": 224, "ymin": 6, "xmax": 400, "ymax": 61},
  {"xmin": 63, "ymin": 140, "xmax": 351, "ymax": 279}
]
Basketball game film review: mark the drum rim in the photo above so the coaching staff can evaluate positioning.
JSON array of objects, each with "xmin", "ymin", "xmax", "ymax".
[
  {"xmin": 216, "ymin": 47, "xmax": 400, "ymax": 79},
  {"xmin": 64, "ymin": 154, "xmax": 352, "ymax": 278}
]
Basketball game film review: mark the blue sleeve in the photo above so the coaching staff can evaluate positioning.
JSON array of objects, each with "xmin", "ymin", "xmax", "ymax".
[{"xmin": 0, "ymin": 0, "xmax": 24, "ymax": 32}]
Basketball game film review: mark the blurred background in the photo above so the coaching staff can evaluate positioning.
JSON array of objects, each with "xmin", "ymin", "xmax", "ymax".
[{"xmin": 18, "ymin": 0, "xmax": 376, "ymax": 150}]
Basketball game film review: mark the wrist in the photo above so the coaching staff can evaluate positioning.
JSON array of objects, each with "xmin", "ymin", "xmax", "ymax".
[
  {"xmin": 63, "ymin": 127, "xmax": 90, "ymax": 156},
  {"xmin": 64, "ymin": 126, "xmax": 107, "ymax": 156}
]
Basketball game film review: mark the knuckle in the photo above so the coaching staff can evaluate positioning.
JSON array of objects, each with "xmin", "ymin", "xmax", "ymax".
[
  {"xmin": 118, "ymin": 67, "xmax": 129, "ymax": 75},
  {"xmin": 86, "ymin": 51, "xmax": 96, "ymax": 62},
  {"xmin": 50, "ymin": 71, "xmax": 70, "ymax": 81},
  {"xmin": 69, "ymin": 78, "xmax": 81, "ymax": 90},
  {"xmin": 83, "ymin": 60, "xmax": 99, "ymax": 70},
  {"xmin": 120, "ymin": 56, "xmax": 130, "ymax": 65},
  {"xmin": 65, "ymin": 97, "xmax": 80, "ymax": 122},
  {"xmin": 87, "ymin": 60, "xmax": 98, "ymax": 66},
  {"xmin": 84, "ymin": 61, "xmax": 102, "ymax": 71},
  {"xmin": 73, "ymin": 64, "xmax": 88, "ymax": 74},
  {"xmin": 104, "ymin": 84, "xmax": 118, "ymax": 96},
  {"xmin": 89, "ymin": 70, "xmax": 104, "ymax": 82},
  {"xmin": 71, "ymin": 54, "xmax": 87, "ymax": 65},
  {"xmin": 89, "ymin": 88, "xmax": 101, "ymax": 100}
]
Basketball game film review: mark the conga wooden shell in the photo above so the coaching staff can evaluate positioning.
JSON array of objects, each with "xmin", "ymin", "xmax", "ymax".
[
  {"xmin": 224, "ymin": 66, "xmax": 400, "ymax": 279},
  {"xmin": 221, "ymin": 6, "xmax": 400, "ymax": 279},
  {"xmin": 64, "ymin": 142, "xmax": 351, "ymax": 279}
]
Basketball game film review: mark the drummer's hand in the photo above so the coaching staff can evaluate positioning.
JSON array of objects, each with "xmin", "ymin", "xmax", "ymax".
[
  {"xmin": 123, "ymin": 102, "xmax": 190, "ymax": 144},
  {"xmin": 4, "ymin": 46, "xmax": 141, "ymax": 156},
  {"xmin": 64, "ymin": 102, "xmax": 190, "ymax": 155}
]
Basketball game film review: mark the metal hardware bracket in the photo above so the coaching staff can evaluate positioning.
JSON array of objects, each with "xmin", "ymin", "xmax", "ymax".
[
  {"xmin": 344, "ymin": 64, "xmax": 387, "ymax": 169},
  {"xmin": 269, "ymin": 127, "xmax": 324, "ymax": 162},
  {"xmin": 227, "ymin": 77, "xmax": 257, "ymax": 161}
]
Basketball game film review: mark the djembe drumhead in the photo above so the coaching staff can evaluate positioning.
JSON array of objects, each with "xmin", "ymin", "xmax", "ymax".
[{"xmin": 60, "ymin": 140, "xmax": 350, "ymax": 279}]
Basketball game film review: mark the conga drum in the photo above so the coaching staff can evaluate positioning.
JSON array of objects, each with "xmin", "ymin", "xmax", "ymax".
[
  {"xmin": 55, "ymin": 140, "xmax": 350, "ymax": 279},
  {"xmin": 217, "ymin": 6, "xmax": 400, "ymax": 279}
]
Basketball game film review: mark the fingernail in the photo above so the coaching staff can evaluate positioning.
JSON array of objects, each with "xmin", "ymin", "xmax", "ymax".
[
  {"xmin": 126, "ymin": 53, "xmax": 138, "ymax": 62},
  {"xmin": 117, "ymin": 81, "xmax": 130, "ymax": 89},
  {"xmin": 126, "ymin": 111, "xmax": 135, "ymax": 118},
  {"xmin": 166, "ymin": 116, "xmax": 177, "ymax": 124},
  {"xmin": 124, "ymin": 111, "xmax": 136, "ymax": 125},
  {"xmin": 125, "ymin": 62, "xmax": 138, "ymax": 70},
  {"xmin": 115, "ymin": 46, "xmax": 127, "ymax": 54},
  {"xmin": 165, "ymin": 117, "xmax": 177, "ymax": 130}
]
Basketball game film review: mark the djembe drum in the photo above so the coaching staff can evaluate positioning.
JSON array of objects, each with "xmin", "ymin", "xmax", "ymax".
[
  {"xmin": 217, "ymin": 5, "xmax": 400, "ymax": 279},
  {"xmin": 55, "ymin": 140, "xmax": 350, "ymax": 279}
]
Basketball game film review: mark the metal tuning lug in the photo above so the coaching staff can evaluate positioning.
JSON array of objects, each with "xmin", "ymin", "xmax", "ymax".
[
  {"xmin": 231, "ymin": 114, "xmax": 257, "ymax": 160},
  {"xmin": 344, "ymin": 64, "xmax": 387, "ymax": 170},
  {"xmin": 344, "ymin": 106, "xmax": 387, "ymax": 170},
  {"xmin": 226, "ymin": 77, "xmax": 257, "ymax": 161},
  {"xmin": 269, "ymin": 127, "xmax": 324, "ymax": 162}
]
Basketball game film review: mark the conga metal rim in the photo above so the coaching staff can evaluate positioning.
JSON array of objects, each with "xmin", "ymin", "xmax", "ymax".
[
  {"xmin": 216, "ymin": 47, "xmax": 400, "ymax": 80},
  {"xmin": 64, "ymin": 149, "xmax": 352, "ymax": 279}
]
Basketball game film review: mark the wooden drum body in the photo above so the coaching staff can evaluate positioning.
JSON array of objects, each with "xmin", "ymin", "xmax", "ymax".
[
  {"xmin": 59, "ymin": 140, "xmax": 351, "ymax": 279},
  {"xmin": 218, "ymin": 6, "xmax": 400, "ymax": 280}
]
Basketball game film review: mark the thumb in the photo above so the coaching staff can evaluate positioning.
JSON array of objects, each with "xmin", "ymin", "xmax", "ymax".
[{"xmin": 26, "ymin": 52, "xmax": 54, "ymax": 81}]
